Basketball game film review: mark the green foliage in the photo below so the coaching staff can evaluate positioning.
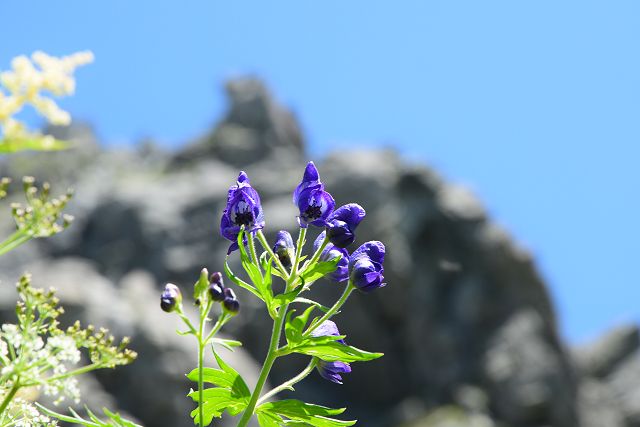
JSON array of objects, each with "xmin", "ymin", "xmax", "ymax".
[
  {"xmin": 37, "ymin": 404, "xmax": 143, "ymax": 427},
  {"xmin": 187, "ymin": 352, "xmax": 251, "ymax": 425},
  {"xmin": 0, "ymin": 137, "xmax": 68, "ymax": 154},
  {"xmin": 257, "ymin": 400, "xmax": 356, "ymax": 427}
]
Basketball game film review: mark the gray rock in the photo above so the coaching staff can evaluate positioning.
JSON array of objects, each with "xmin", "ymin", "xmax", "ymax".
[{"xmin": 574, "ymin": 324, "xmax": 640, "ymax": 379}]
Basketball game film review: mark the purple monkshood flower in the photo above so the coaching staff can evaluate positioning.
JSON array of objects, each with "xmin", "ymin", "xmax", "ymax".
[
  {"xmin": 326, "ymin": 203, "xmax": 366, "ymax": 248},
  {"xmin": 314, "ymin": 231, "xmax": 349, "ymax": 282},
  {"xmin": 293, "ymin": 162, "xmax": 335, "ymax": 228},
  {"xmin": 310, "ymin": 320, "xmax": 352, "ymax": 384},
  {"xmin": 349, "ymin": 241, "xmax": 386, "ymax": 292},
  {"xmin": 220, "ymin": 171, "xmax": 265, "ymax": 253},
  {"xmin": 273, "ymin": 230, "xmax": 295, "ymax": 268}
]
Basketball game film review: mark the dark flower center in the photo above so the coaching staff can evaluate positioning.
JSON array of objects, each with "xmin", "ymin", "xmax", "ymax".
[
  {"xmin": 303, "ymin": 200, "xmax": 323, "ymax": 220},
  {"xmin": 234, "ymin": 210, "xmax": 254, "ymax": 226},
  {"xmin": 232, "ymin": 201, "xmax": 255, "ymax": 226}
]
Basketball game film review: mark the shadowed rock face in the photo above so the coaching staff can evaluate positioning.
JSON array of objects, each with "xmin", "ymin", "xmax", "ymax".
[{"xmin": 0, "ymin": 78, "xmax": 636, "ymax": 427}]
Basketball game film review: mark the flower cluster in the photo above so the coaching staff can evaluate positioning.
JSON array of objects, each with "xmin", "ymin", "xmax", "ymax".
[
  {"xmin": 220, "ymin": 161, "xmax": 386, "ymax": 383},
  {"xmin": 165, "ymin": 160, "xmax": 386, "ymax": 427},
  {"xmin": 0, "ymin": 51, "xmax": 93, "ymax": 147},
  {"xmin": 0, "ymin": 275, "xmax": 136, "ymax": 425}
]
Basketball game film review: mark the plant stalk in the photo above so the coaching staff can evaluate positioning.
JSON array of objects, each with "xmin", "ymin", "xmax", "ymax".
[
  {"xmin": 303, "ymin": 282, "xmax": 355, "ymax": 338},
  {"xmin": 257, "ymin": 359, "xmax": 317, "ymax": 405},
  {"xmin": 0, "ymin": 378, "xmax": 20, "ymax": 415}
]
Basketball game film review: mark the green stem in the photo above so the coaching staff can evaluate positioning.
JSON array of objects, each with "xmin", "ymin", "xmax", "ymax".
[
  {"xmin": 197, "ymin": 334, "xmax": 205, "ymax": 427},
  {"xmin": 303, "ymin": 282, "xmax": 355, "ymax": 338},
  {"xmin": 256, "ymin": 230, "xmax": 289, "ymax": 280},
  {"xmin": 247, "ymin": 234, "xmax": 261, "ymax": 272},
  {"xmin": 236, "ymin": 228, "xmax": 307, "ymax": 427},
  {"xmin": 0, "ymin": 230, "xmax": 31, "ymax": 256},
  {"xmin": 196, "ymin": 300, "xmax": 213, "ymax": 427},
  {"xmin": 204, "ymin": 313, "xmax": 228, "ymax": 343},
  {"xmin": 289, "ymin": 228, "xmax": 307, "ymax": 288},
  {"xmin": 0, "ymin": 379, "xmax": 20, "ymax": 415},
  {"xmin": 305, "ymin": 234, "xmax": 329, "ymax": 269},
  {"xmin": 257, "ymin": 359, "xmax": 317, "ymax": 405},
  {"xmin": 236, "ymin": 305, "xmax": 289, "ymax": 427},
  {"xmin": 22, "ymin": 363, "xmax": 100, "ymax": 387}
]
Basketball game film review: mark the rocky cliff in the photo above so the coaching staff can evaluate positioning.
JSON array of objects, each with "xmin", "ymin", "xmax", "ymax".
[{"xmin": 0, "ymin": 78, "xmax": 638, "ymax": 427}]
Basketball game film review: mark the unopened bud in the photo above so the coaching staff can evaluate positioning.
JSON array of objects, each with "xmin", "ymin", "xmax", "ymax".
[
  {"xmin": 160, "ymin": 283, "xmax": 182, "ymax": 313},
  {"xmin": 273, "ymin": 230, "xmax": 295, "ymax": 268},
  {"xmin": 222, "ymin": 287, "xmax": 240, "ymax": 314}
]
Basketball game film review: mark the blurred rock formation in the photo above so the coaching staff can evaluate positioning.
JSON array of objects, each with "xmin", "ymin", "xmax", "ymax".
[{"xmin": 0, "ymin": 78, "xmax": 637, "ymax": 427}]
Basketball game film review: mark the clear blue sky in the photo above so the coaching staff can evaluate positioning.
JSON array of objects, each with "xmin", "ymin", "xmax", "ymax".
[{"xmin": 2, "ymin": 1, "xmax": 639, "ymax": 344}]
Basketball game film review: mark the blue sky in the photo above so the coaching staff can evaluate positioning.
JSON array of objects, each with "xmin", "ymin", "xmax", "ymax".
[{"xmin": 1, "ymin": 1, "xmax": 639, "ymax": 344}]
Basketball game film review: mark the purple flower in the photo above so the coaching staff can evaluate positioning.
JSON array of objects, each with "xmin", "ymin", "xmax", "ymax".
[
  {"xmin": 273, "ymin": 230, "xmax": 295, "ymax": 268},
  {"xmin": 293, "ymin": 162, "xmax": 335, "ymax": 228},
  {"xmin": 326, "ymin": 203, "xmax": 366, "ymax": 248},
  {"xmin": 314, "ymin": 231, "xmax": 349, "ymax": 282},
  {"xmin": 310, "ymin": 320, "xmax": 352, "ymax": 384},
  {"xmin": 349, "ymin": 241, "xmax": 386, "ymax": 292},
  {"xmin": 220, "ymin": 171, "xmax": 265, "ymax": 253},
  {"xmin": 160, "ymin": 283, "xmax": 182, "ymax": 313}
]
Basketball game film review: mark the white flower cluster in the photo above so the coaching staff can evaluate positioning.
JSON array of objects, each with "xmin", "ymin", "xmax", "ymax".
[
  {"xmin": 0, "ymin": 325, "xmax": 82, "ymax": 405},
  {"xmin": 2, "ymin": 398, "xmax": 58, "ymax": 427},
  {"xmin": 0, "ymin": 51, "xmax": 93, "ymax": 142}
]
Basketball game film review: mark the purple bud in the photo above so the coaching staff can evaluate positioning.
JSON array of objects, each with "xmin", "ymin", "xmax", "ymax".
[
  {"xmin": 208, "ymin": 281, "xmax": 225, "ymax": 302},
  {"xmin": 310, "ymin": 320, "xmax": 351, "ymax": 384},
  {"xmin": 220, "ymin": 171, "xmax": 265, "ymax": 253},
  {"xmin": 293, "ymin": 162, "xmax": 335, "ymax": 228},
  {"xmin": 326, "ymin": 203, "xmax": 366, "ymax": 248},
  {"xmin": 349, "ymin": 241, "xmax": 386, "ymax": 292},
  {"xmin": 222, "ymin": 287, "xmax": 240, "ymax": 314},
  {"xmin": 314, "ymin": 232, "xmax": 349, "ymax": 282},
  {"xmin": 160, "ymin": 283, "xmax": 182, "ymax": 313},
  {"xmin": 273, "ymin": 230, "xmax": 295, "ymax": 268}
]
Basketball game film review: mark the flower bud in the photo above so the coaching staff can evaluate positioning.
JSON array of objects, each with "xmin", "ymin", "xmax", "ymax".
[
  {"xmin": 310, "ymin": 321, "xmax": 351, "ymax": 384},
  {"xmin": 326, "ymin": 203, "xmax": 366, "ymax": 248},
  {"xmin": 207, "ymin": 271, "xmax": 225, "ymax": 302},
  {"xmin": 348, "ymin": 241, "xmax": 386, "ymax": 293},
  {"xmin": 273, "ymin": 230, "xmax": 295, "ymax": 268},
  {"xmin": 160, "ymin": 283, "xmax": 182, "ymax": 313},
  {"xmin": 314, "ymin": 231, "xmax": 348, "ymax": 282},
  {"xmin": 222, "ymin": 288, "xmax": 240, "ymax": 314}
]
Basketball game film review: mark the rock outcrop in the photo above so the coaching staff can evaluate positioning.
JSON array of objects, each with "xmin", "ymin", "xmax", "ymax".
[{"xmin": 0, "ymin": 78, "xmax": 637, "ymax": 427}]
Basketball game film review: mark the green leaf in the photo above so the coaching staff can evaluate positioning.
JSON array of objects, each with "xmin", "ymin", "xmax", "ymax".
[
  {"xmin": 292, "ymin": 298, "xmax": 331, "ymax": 313},
  {"xmin": 225, "ymin": 256, "xmax": 264, "ymax": 301},
  {"xmin": 300, "ymin": 258, "xmax": 340, "ymax": 284},
  {"xmin": 258, "ymin": 400, "xmax": 356, "ymax": 427},
  {"xmin": 187, "ymin": 351, "xmax": 251, "ymax": 424},
  {"xmin": 257, "ymin": 411, "xmax": 284, "ymax": 427},
  {"xmin": 291, "ymin": 340, "xmax": 383, "ymax": 363},
  {"xmin": 255, "ymin": 254, "xmax": 274, "ymax": 308},
  {"xmin": 0, "ymin": 137, "xmax": 69, "ymax": 153},
  {"xmin": 271, "ymin": 286, "xmax": 304, "ymax": 310},
  {"xmin": 36, "ymin": 404, "xmax": 143, "ymax": 427},
  {"xmin": 285, "ymin": 306, "xmax": 317, "ymax": 346},
  {"xmin": 212, "ymin": 337, "xmax": 243, "ymax": 351}
]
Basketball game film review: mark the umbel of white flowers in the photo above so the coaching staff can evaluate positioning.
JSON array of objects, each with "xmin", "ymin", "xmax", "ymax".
[{"xmin": 0, "ymin": 50, "xmax": 93, "ymax": 144}]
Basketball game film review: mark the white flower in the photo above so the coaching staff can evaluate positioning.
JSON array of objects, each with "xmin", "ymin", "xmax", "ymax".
[{"xmin": 0, "ymin": 50, "xmax": 93, "ymax": 143}]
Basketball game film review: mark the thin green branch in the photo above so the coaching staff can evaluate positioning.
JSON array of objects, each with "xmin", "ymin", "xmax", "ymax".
[{"xmin": 257, "ymin": 358, "xmax": 317, "ymax": 405}]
